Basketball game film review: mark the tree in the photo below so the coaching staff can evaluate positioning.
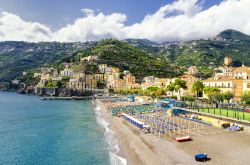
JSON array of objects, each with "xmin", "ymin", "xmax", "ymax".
[
  {"xmin": 213, "ymin": 93, "xmax": 224, "ymax": 103},
  {"xmin": 166, "ymin": 84, "xmax": 175, "ymax": 96},
  {"xmin": 204, "ymin": 87, "xmax": 220, "ymax": 102},
  {"xmin": 223, "ymin": 92, "xmax": 234, "ymax": 102},
  {"xmin": 144, "ymin": 86, "xmax": 165, "ymax": 98},
  {"xmin": 181, "ymin": 96, "xmax": 195, "ymax": 102},
  {"xmin": 173, "ymin": 78, "xmax": 187, "ymax": 99},
  {"xmin": 241, "ymin": 91, "xmax": 250, "ymax": 106},
  {"xmin": 204, "ymin": 87, "xmax": 220, "ymax": 95},
  {"xmin": 192, "ymin": 80, "xmax": 204, "ymax": 97}
]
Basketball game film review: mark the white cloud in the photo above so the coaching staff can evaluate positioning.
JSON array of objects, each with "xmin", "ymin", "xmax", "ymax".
[
  {"xmin": 53, "ymin": 12, "xmax": 127, "ymax": 42},
  {"xmin": 124, "ymin": 0, "xmax": 250, "ymax": 42},
  {"xmin": 0, "ymin": 12, "xmax": 52, "ymax": 41},
  {"xmin": 81, "ymin": 8, "xmax": 95, "ymax": 16},
  {"xmin": 1, "ymin": 0, "xmax": 250, "ymax": 42}
]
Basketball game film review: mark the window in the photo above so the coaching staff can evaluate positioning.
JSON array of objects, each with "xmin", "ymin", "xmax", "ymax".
[{"xmin": 247, "ymin": 83, "xmax": 250, "ymax": 88}]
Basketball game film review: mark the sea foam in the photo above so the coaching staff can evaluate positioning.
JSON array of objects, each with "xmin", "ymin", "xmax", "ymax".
[{"xmin": 95, "ymin": 106, "xmax": 127, "ymax": 165}]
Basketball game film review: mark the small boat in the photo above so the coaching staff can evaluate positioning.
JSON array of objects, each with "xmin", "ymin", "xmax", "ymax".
[
  {"xmin": 195, "ymin": 153, "xmax": 208, "ymax": 161},
  {"xmin": 174, "ymin": 136, "xmax": 192, "ymax": 142},
  {"xmin": 41, "ymin": 98, "xmax": 46, "ymax": 100}
]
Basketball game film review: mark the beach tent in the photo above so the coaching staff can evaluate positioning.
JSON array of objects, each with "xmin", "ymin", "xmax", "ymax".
[
  {"xmin": 127, "ymin": 95, "xmax": 135, "ymax": 102},
  {"xmin": 122, "ymin": 113, "xmax": 145, "ymax": 129}
]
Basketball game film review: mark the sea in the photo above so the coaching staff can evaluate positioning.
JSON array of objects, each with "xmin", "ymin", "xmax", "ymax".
[{"xmin": 0, "ymin": 92, "xmax": 126, "ymax": 165}]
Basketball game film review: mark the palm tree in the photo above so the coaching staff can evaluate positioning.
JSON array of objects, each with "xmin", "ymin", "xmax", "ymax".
[{"xmin": 192, "ymin": 80, "xmax": 204, "ymax": 98}]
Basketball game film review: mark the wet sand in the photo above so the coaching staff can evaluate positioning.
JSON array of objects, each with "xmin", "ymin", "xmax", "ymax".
[{"xmin": 97, "ymin": 101, "xmax": 250, "ymax": 165}]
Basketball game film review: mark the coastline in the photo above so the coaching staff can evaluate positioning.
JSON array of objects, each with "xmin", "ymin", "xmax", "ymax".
[
  {"xmin": 94, "ymin": 100, "xmax": 196, "ymax": 165},
  {"xmin": 93, "ymin": 100, "xmax": 128, "ymax": 165},
  {"xmin": 94, "ymin": 99, "xmax": 250, "ymax": 165}
]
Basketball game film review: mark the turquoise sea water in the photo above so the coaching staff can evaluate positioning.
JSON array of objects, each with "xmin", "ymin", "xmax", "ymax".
[{"xmin": 0, "ymin": 92, "xmax": 110, "ymax": 165}]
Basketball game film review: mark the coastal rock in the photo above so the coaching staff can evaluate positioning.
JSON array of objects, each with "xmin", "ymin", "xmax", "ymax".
[
  {"xmin": 35, "ymin": 87, "xmax": 58, "ymax": 96},
  {"xmin": 58, "ymin": 88, "xmax": 72, "ymax": 97}
]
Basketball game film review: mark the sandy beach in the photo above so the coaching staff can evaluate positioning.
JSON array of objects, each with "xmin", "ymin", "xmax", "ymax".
[{"xmin": 96, "ymin": 100, "xmax": 250, "ymax": 165}]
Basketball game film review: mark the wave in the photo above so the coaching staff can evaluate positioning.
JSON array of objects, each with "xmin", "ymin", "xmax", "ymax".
[{"xmin": 95, "ymin": 105, "xmax": 127, "ymax": 165}]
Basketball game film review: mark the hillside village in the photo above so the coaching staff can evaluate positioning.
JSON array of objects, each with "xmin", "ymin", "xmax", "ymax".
[{"xmin": 11, "ymin": 54, "xmax": 250, "ymax": 104}]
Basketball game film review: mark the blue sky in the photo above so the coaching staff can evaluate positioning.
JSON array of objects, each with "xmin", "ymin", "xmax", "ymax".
[
  {"xmin": 0, "ymin": 0, "xmax": 222, "ymax": 30},
  {"xmin": 0, "ymin": 0, "xmax": 249, "ymax": 42}
]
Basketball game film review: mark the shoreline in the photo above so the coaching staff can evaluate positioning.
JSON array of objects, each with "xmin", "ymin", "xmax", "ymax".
[
  {"xmin": 93, "ymin": 100, "xmax": 128, "ymax": 165},
  {"xmin": 94, "ymin": 99, "xmax": 196, "ymax": 165},
  {"xmin": 94, "ymin": 99, "xmax": 250, "ymax": 165}
]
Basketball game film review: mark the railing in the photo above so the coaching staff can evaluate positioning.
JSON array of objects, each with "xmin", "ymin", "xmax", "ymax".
[{"xmin": 174, "ymin": 101, "xmax": 250, "ymax": 122}]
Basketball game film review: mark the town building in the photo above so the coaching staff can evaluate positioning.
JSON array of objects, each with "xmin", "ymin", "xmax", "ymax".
[
  {"xmin": 94, "ymin": 73, "xmax": 106, "ymax": 83},
  {"xmin": 203, "ymin": 57, "xmax": 250, "ymax": 99},
  {"xmin": 180, "ymin": 74, "xmax": 198, "ymax": 95},
  {"xmin": 60, "ymin": 68, "xmax": 74, "ymax": 77},
  {"xmin": 68, "ymin": 78, "xmax": 86, "ymax": 91},
  {"xmin": 67, "ymin": 74, "xmax": 97, "ymax": 91},
  {"xmin": 203, "ymin": 76, "xmax": 250, "ymax": 99},
  {"xmin": 123, "ymin": 73, "xmax": 136, "ymax": 85},
  {"xmin": 98, "ymin": 64, "xmax": 109, "ymax": 73},
  {"xmin": 37, "ymin": 73, "xmax": 51, "ymax": 87},
  {"xmin": 143, "ymin": 76, "xmax": 156, "ymax": 83},
  {"xmin": 187, "ymin": 66, "xmax": 198, "ymax": 75},
  {"xmin": 81, "ymin": 55, "xmax": 99, "ymax": 62}
]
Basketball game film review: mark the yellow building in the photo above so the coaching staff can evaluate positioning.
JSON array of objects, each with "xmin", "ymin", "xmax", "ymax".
[
  {"xmin": 232, "ymin": 65, "xmax": 250, "ymax": 80},
  {"xmin": 94, "ymin": 73, "xmax": 106, "ymax": 83},
  {"xmin": 68, "ymin": 74, "xmax": 97, "ymax": 91},
  {"xmin": 73, "ymin": 72, "xmax": 85, "ymax": 79},
  {"xmin": 203, "ymin": 61, "xmax": 250, "ymax": 99},
  {"xmin": 123, "ymin": 74, "xmax": 135, "ymax": 85},
  {"xmin": 68, "ymin": 78, "xmax": 86, "ymax": 91},
  {"xmin": 85, "ymin": 78, "xmax": 97, "ymax": 90},
  {"xmin": 224, "ymin": 56, "xmax": 233, "ymax": 66},
  {"xmin": 180, "ymin": 74, "xmax": 198, "ymax": 95},
  {"xmin": 112, "ymin": 79, "xmax": 125, "ymax": 90},
  {"xmin": 37, "ymin": 73, "xmax": 51, "ymax": 86},
  {"xmin": 154, "ymin": 78, "xmax": 168, "ymax": 88},
  {"xmin": 203, "ymin": 76, "xmax": 250, "ymax": 98}
]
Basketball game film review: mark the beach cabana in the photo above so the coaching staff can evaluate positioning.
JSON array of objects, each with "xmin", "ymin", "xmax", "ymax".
[{"xmin": 122, "ymin": 113, "xmax": 146, "ymax": 129}]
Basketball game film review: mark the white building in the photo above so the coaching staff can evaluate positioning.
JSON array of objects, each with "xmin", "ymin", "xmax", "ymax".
[
  {"xmin": 60, "ymin": 68, "xmax": 74, "ymax": 77},
  {"xmin": 143, "ymin": 76, "xmax": 156, "ymax": 83}
]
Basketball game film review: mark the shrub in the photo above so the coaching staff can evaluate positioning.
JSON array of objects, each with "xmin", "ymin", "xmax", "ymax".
[{"xmin": 170, "ymin": 96, "xmax": 177, "ymax": 99}]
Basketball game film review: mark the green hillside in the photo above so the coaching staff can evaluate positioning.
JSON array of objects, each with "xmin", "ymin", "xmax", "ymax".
[
  {"xmin": 0, "ymin": 41, "xmax": 95, "ymax": 82},
  {"xmin": 1, "ymin": 29, "xmax": 250, "ymax": 84},
  {"xmin": 126, "ymin": 29, "xmax": 250, "ymax": 67},
  {"xmin": 79, "ymin": 39, "xmax": 181, "ymax": 81}
]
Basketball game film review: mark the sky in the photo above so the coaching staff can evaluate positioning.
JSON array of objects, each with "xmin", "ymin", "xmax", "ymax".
[{"xmin": 0, "ymin": 0, "xmax": 249, "ymax": 43}]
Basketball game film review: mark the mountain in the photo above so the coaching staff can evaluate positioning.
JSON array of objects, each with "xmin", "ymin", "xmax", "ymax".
[
  {"xmin": 123, "ymin": 39, "xmax": 160, "ymax": 47},
  {"xmin": 0, "ymin": 41, "xmax": 96, "ymax": 82},
  {"xmin": 1, "ymin": 29, "xmax": 250, "ymax": 84},
  {"xmin": 125, "ymin": 29, "xmax": 250, "ymax": 67},
  {"xmin": 122, "ymin": 38, "xmax": 165, "ymax": 57},
  {"xmin": 215, "ymin": 29, "xmax": 250, "ymax": 42},
  {"xmin": 80, "ymin": 39, "xmax": 181, "ymax": 81}
]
